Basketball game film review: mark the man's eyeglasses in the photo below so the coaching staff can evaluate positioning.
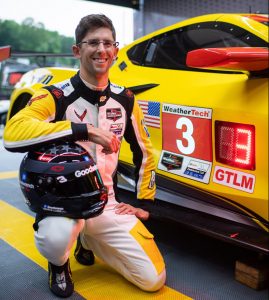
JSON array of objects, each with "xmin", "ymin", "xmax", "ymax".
[{"xmin": 77, "ymin": 39, "xmax": 119, "ymax": 49}]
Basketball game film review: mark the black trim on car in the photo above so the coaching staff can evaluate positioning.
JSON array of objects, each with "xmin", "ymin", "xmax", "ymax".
[
  {"xmin": 127, "ymin": 83, "xmax": 159, "ymax": 94},
  {"xmin": 117, "ymin": 162, "xmax": 269, "ymax": 255}
]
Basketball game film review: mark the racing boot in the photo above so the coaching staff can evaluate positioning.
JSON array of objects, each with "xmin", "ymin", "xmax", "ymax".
[
  {"xmin": 74, "ymin": 235, "xmax": 95, "ymax": 266},
  {"xmin": 48, "ymin": 259, "xmax": 74, "ymax": 298}
]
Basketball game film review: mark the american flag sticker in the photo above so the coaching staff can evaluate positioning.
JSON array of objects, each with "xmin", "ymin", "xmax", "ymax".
[{"xmin": 137, "ymin": 100, "xmax": 161, "ymax": 128}]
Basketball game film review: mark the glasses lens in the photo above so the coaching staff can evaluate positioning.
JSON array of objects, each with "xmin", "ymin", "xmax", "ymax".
[
  {"xmin": 80, "ymin": 40, "xmax": 117, "ymax": 48},
  {"xmin": 103, "ymin": 41, "xmax": 113, "ymax": 47},
  {"xmin": 88, "ymin": 40, "xmax": 100, "ymax": 47}
]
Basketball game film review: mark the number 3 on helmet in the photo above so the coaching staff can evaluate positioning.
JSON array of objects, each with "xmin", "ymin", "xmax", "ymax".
[{"xmin": 19, "ymin": 142, "xmax": 108, "ymax": 219}]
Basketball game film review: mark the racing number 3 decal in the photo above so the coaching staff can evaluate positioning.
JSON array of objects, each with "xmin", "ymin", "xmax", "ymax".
[
  {"xmin": 162, "ymin": 104, "xmax": 212, "ymax": 161},
  {"xmin": 176, "ymin": 117, "xmax": 195, "ymax": 155}
]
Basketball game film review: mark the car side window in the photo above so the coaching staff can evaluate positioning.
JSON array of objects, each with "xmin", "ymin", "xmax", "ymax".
[
  {"xmin": 135, "ymin": 21, "xmax": 268, "ymax": 70},
  {"xmin": 145, "ymin": 33, "xmax": 185, "ymax": 68},
  {"xmin": 127, "ymin": 40, "xmax": 149, "ymax": 65}
]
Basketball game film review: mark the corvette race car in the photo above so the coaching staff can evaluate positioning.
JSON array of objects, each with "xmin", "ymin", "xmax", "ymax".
[{"xmin": 4, "ymin": 14, "xmax": 269, "ymax": 254}]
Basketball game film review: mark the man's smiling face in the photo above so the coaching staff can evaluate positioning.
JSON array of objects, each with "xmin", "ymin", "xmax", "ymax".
[{"xmin": 73, "ymin": 27, "xmax": 118, "ymax": 82}]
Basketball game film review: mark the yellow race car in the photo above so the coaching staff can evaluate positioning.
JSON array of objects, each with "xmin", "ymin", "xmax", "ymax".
[{"xmin": 5, "ymin": 14, "xmax": 269, "ymax": 254}]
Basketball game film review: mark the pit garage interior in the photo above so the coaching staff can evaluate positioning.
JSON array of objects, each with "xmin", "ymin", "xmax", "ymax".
[{"xmin": 0, "ymin": 0, "xmax": 269, "ymax": 299}]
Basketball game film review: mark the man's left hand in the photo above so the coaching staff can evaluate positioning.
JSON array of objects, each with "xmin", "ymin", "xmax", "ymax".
[{"xmin": 115, "ymin": 203, "xmax": 149, "ymax": 221}]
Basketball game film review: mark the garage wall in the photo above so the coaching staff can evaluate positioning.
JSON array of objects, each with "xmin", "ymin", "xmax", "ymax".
[{"xmin": 134, "ymin": 0, "xmax": 268, "ymax": 38}]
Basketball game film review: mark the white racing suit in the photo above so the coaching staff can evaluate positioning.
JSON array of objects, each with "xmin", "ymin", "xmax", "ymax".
[{"xmin": 3, "ymin": 72, "xmax": 166, "ymax": 291}]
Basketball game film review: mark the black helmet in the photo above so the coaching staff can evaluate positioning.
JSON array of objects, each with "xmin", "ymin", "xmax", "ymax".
[{"xmin": 19, "ymin": 142, "xmax": 107, "ymax": 219}]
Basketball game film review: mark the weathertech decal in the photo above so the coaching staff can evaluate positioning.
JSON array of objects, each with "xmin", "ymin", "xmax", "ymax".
[
  {"xmin": 162, "ymin": 104, "xmax": 211, "ymax": 119},
  {"xmin": 213, "ymin": 166, "xmax": 255, "ymax": 193}
]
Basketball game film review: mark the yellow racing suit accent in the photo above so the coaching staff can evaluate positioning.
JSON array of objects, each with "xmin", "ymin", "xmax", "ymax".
[{"xmin": 129, "ymin": 219, "xmax": 165, "ymax": 275}]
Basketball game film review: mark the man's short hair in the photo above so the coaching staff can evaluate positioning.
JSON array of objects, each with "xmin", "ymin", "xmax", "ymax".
[{"xmin": 75, "ymin": 14, "xmax": 116, "ymax": 44}]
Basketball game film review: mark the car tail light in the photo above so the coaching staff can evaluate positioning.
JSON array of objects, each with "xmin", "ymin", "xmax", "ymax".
[
  {"xmin": 8, "ymin": 72, "xmax": 23, "ymax": 85},
  {"xmin": 215, "ymin": 121, "xmax": 255, "ymax": 170}
]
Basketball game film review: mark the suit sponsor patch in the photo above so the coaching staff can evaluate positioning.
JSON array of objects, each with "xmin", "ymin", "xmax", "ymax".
[
  {"xmin": 110, "ymin": 123, "xmax": 123, "ymax": 135},
  {"xmin": 74, "ymin": 108, "xmax": 87, "ymax": 122},
  {"xmin": 141, "ymin": 119, "xmax": 150, "ymax": 137},
  {"xmin": 54, "ymin": 80, "xmax": 74, "ymax": 96},
  {"xmin": 110, "ymin": 82, "xmax": 124, "ymax": 94},
  {"xmin": 100, "ymin": 95, "xmax": 107, "ymax": 102},
  {"xmin": 148, "ymin": 170, "xmax": 155, "ymax": 189},
  {"xmin": 51, "ymin": 88, "xmax": 63, "ymax": 99},
  {"xmin": 125, "ymin": 88, "xmax": 133, "ymax": 98},
  {"xmin": 106, "ymin": 108, "xmax": 122, "ymax": 121}
]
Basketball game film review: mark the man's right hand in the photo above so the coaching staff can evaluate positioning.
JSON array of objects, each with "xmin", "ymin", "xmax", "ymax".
[{"xmin": 87, "ymin": 124, "xmax": 120, "ymax": 154}]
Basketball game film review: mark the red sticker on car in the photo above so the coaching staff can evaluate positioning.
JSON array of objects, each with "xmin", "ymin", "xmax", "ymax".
[
  {"xmin": 162, "ymin": 104, "xmax": 212, "ymax": 161},
  {"xmin": 158, "ymin": 104, "xmax": 212, "ymax": 183},
  {"xmin": 213, "ymin": 166, "xmax": 255, "ymax": 193}
]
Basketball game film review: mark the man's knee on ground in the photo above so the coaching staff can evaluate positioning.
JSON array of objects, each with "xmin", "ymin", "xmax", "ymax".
[
  {"xmin": 134, "ymin": 269, "xmax": 166, "ymax": 292},
  {"xmin": 35, "ymin": 217, "xmax": 76, "ymax": 261}
]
